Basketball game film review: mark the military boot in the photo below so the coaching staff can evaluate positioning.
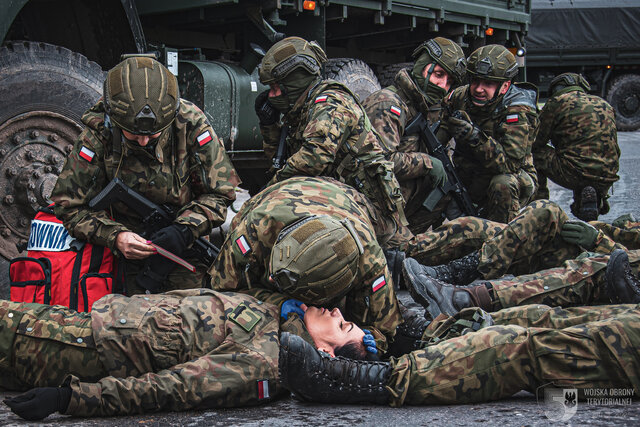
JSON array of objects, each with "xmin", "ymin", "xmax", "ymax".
[
  {"xmin": 421, "ymin": 251, "xmax": 480, "ymax": 286},
  {"xmin": 605, "ymin": 249, "xmax": 640, "ymax": 304},
  {"xmin": 577, "ymin": 186, "xmax": 599, "ymax": 221},
  {"xmin": 387, "ymin": 303, "xmax": 431, "ymax": 357},
  {"xmin": 278, "ymin": 332, "xmax": 391, "ymax": 404},
  {"xmin": 384, "ymin": 248, "xmax": 406, "ymax": 290},
  {"xmin": 403, "ymin": 257, "xmax": 495, "ymax": 319}
]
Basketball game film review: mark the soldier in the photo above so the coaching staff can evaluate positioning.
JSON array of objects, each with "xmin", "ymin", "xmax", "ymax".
[
  {"xmin": 533, "ymin": 72, "xmax": 620, "ymax": 221},
  {"xmin": 209, "ymin": 176, "xmax": 404, "ymax": 352},
  {"xmin": 50, "ymin": 56, "xmax": 240, "ymax": 295},
  {"xmin": 362, "ymin": 38, "xmax": 467, "ymax": 234},
  {"xmin": 0, "ymin": 289, "xmax": 371, "ymax": 420},
  {"xmin": 254, "ymin": 36, "xmax": 407, "ymax": 246},
  {"xmin": 438, "ymin": 44, "xmax": 539, "ymax": 222}
]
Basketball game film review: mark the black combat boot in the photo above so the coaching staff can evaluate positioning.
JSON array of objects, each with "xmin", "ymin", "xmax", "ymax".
[
  {"xmin": 387, "ymin": 303, "xmax": 431, "ymax": 357},
  {"xmin": 278, "ymin": 332, "xmax": 391, "ymax": 405},
  {"xmin": 577, "ymin": 186, "xmax": 599, "ymax": 221},
  {"xmin": 403, "ymin": 257, "xmax": 495, "ymax": 319},
  {"xmin": 384, "ymin": 248, "xmax": 406, "ymax": 290},
  {"xmin": 605, "ymin": 249, "xmax": 640, "ymax": 304},
  {"xmin": 421, "ymin": 251, "xmax": 480, "ymax": 286}
]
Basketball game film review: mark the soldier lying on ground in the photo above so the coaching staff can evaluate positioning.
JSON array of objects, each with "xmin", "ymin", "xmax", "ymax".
[
  {"xmin": 1, "ymin": 289, "xmax": 374, "ymax": 420},
  {"xmin": 50, "ymin": 56, "xmax": 239, "ymax": 295}
]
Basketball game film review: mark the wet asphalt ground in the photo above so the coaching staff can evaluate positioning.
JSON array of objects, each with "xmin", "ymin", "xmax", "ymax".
[{"xmin": 1, "ymin": 131, "xmax": 639, "ymax": 425}]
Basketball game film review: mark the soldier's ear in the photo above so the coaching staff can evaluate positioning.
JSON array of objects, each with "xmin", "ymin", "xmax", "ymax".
[
  {"xmin": 499, "ymin": 81, "xmax": 511, "ymax": 95},
  {"xmin": 318, "ymin": 346, "xmax": 336, "ymax": 357}
]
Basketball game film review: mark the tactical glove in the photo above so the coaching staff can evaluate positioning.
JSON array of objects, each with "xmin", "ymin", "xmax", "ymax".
[
  {"xmin": 448, "ymin": 110, "xmax": 480, "ymax": 144},
  {"xmin": 427, "ymin": 155, "xmax": 447, "ymax": 187},
  {"xmin": 281, "ymin": 299, "xmax": 305, "ymax": 320},
  {"xmin": 362, "ymin": 329, "xmax": 378, "ymax": 354},
  {"xmin": 612, "ymin": 213, "xmax": 637, "ymax": 228},
  {"xmin": 151, "ymin": 223, "xmax": 194, "ymax": 255},
  {"xmin": 255, "ymin": 90, "xmax": 280, "ymax": 125},
  {"xmin": 4, "ymin": 386, "xmax": 71, "ymax": 421},
  {"xmin": 560, "ymin": 220, "xmax": 599, "ymax": 250}
]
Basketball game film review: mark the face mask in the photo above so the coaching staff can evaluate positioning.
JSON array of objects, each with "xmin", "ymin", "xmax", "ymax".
[
  {"xmin": 269, "ymin": 94, "xmax": 290, "ymax": 113},
  {"xmin": 424, "ymin": 82, "xmax": 448, "ymax": 105},
  {"xmin": 412, "ymin": 54, "xmax": 448, "ymax": 105}
]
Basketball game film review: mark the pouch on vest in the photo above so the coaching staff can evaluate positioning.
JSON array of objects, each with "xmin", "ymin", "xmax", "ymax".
[{"xmin": 9, "ymin": 206, "xmax": 116, "ymax": 312}]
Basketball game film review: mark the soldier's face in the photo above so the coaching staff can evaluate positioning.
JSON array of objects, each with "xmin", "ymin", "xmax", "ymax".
[
  {"xmin": 423, "ymin": 63, "xmax": 452, "ymax": 91},
  {"xmin": 303, "ymin": 306, "xmax": 365, "ymax": 357},
  {"xmin": 268, "ymin": 83, "xmax": 283, "ymax": 97},
  {"xmin": 469, "ymin": 78, "xmax": 511, "ymax": 105},
  {"xmin": 122, "ymin": 129, "xmax": 162, "ymax": 147}
]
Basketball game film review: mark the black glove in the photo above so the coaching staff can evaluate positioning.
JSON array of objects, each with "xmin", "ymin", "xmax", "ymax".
[
  {"xmin": 449, "ymin": 110, "xmax": 481, "ymax": 144},
  {"xmin": 255, "ymin": 90, "xmax": 280, "ymax": 125},
  {"xmin": 150, "ymin": 223, "xmax": 194, "ymax": 255},
  {"xmin": 4, "ymin": 386, "xmax": 71, "ymax": 421}
]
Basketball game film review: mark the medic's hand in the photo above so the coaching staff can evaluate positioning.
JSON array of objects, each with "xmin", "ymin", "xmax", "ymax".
[
  {"xmin": 281, "ymin": 299, "xmax": 306, "ymax": 320},
  {"xmin": 448, "ymin": 110, "xmax": 480, "ymax": 143},
  {"xmin": 115, "ymin": 231, "xmax": 155, "ymax": 260},
  {"xmin": 362, "ymin": 329, "xmax": 378, "ymax": 354},
  {"xmin": 560, "ymin": 220, "xmax": 599, "ymax": 250},
  {"xmin": 4, "ymin": 386, "xmax": 72, "ymax": 421}
]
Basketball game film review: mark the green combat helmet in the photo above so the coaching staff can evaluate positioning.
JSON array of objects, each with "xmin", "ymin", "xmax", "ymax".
[
  {"xmin": 411, "ymin": 37, "xmax": 466, "ymax": 105},
  {"xmin": 269, "ymin": 215, "xmax": 364, "ymax": 305},
  {"xmin": 549, "ymin": 72, "xmax": 591, "ymax": 96},
  {"xmin": 259, "ymin": 36, "xmax": 327, "ymax": 85},
  {"xmin": 466, "ymin": 44, "xmax": 518, "ymax": 82},
  {"xmin": 104, "ymin": 56, "xmax": 179, "ymax": 135}
]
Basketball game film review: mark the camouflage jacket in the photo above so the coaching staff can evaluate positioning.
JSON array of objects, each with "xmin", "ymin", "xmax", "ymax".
[
  {"xmin": 534, "ymin": 88, "xmax": 620, "ymax": 183},
  {"xmin": 63, "ymin": 289, "xmax": 309, "ymax": 416},
  {"xmin": 439, "ymin": 83, "xmax": 539, "ymax": 185},
  {"xmin": 51, "ymin": 99, "xmax": 240, "ymax": 251},
  {"xmin": 210, "ymin": 176, "xmax": 402, "ymax": 350},
  {"xmin": 260, "ymin": 80, "xmax": 405, "ymax": 218},
  {"xmin": 363, "ymin": 69, "xmax": 444, "ymax": 207}
]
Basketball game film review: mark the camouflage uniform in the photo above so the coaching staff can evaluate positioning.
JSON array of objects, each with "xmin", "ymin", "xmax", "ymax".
[
  {"xmin": 0, "ymin": 289, "xmax": 312, "ymax": 416},
  {"xmin": 260, "ymin": 80, "xmax": 408, "ymax": 245},
  {"xmin": 388, "ymin": 303, "xmax": 640, "ymax": 405},
  {"xmin": 210, "ymin": 176, "xmax": 402, "ymax": 350},
  {"xmin": 363, "ymin": 69, "xmax": 448, "ymax": 234},
  {"xmin": 439, "ymin": 83, "xmax": 539, "ymax": 222},
  {"xmin": 533, "ymin": 88, "xmax": 620, "ymax": 215},
  {"xmin": 50, "ymin": 99, "xmax": 240, "ymax": 294}
]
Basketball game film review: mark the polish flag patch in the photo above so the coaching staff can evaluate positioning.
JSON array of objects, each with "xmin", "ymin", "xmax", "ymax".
[
  {"xmin": 315, "ymin": 95, "xmax": 329, "ymax": 103},
  {"xmin": 79, "ymin": 146, "xmax": 95, "ymax": 163},
  {"xmin": 506, "ymin": 114, "xmax": 519, "ymax": 124},
  {"xmin": 235, "ymin": 235, "xmax": 251, "ymax": 255},
  {"xmin": 390, "ymin": 106, "xmax": 402, "ymax": 117},
  {"xmin": 372, "ymin": 275, "xmax": 386, "ymax": 293},
  {"xmin": 197, "ymin": 130, "xmax": 213, "ymax": 146},
  {"xmin": 257, "ymin": 379, "xmax": 270, "ymax": 400}
]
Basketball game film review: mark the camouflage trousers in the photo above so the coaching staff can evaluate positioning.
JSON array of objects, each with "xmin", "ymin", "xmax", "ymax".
[
  {"xmin": 122, "ymin": 256, "xmax": 209, "ymax": 296},
  {"xmin": 388, "ymin": 303, "xmax": 640, "ymax": 406}
]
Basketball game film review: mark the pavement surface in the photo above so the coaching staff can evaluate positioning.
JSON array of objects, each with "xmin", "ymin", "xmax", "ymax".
[{"xmin": 1, "ymin": 131, "xmax": 639, "ymax": 425}]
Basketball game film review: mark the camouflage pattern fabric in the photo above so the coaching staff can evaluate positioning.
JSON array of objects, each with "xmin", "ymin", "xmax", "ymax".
[
  {"xmin": 0, "ymin": 290, "xmax": 290, "ymax": 416},
  {"xmin": 438, "ymin": 83, "xmax": 539, "ymax": 222},
  {"xmin": 387, "ymin": 303, "xmax": 640, "ymax": 405},
  {"xmin": 210, "ymin": 177, "xmax": 402, "ymax": 350},
  {"xmin": 363, "ymin": 68, "xmax": 448, "ymax": 233},
  {"xmin": 260, "ymin": 79, "xmax": 407, "ymax": 245},
  {"xmin": 533, "ymin": 89, "xmax": 620, "ymax": 215},
  {"xmin": 50, "ymin": 99, "xmax": 240, "ymax": 293}
]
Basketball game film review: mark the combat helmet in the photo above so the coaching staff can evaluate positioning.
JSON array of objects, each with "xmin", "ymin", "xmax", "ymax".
[
  {"xmin": 270, "ymin": 215, "xmax": 364, "ymax": 305},
  {"xmin": 549, "ymin": 72, "xmax": 591, "ymax": 96},
  {"xmin": 411, "ymin": 37, "xmax": 467, "ymax": 85},
  {"xmin": 259, "ymin": 36, "xmax": 328, "ymax": 85},
  {"xmin": 104, "ymin": 56, "xmax": 179, "ymax": 135},
  {"xmin": 467, "ymin": 44, "xmax": 518, "ymax": 82}
]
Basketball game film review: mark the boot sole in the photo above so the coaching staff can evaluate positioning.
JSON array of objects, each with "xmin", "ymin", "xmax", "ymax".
[
  {"xmin": 605, "ymin": 249, "xmax": 640, "ymax": 304},
  {"xmin": 578, "ymin": 186, "xmax": 598, "ymax": 222}
]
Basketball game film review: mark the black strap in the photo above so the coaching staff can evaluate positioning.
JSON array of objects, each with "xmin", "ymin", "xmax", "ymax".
[{"xmin": 69, "ymin": 245, "xmax": 86, "ymax": 311}]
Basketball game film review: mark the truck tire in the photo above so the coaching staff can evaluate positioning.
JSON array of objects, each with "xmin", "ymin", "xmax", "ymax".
[
  {"xmin": 325, "ymin": 58, "xmax": 381, "ymax": 101},
  {"xmin": 607, "ymin": 74, "xmax": 640, "ymax": 131},
  {"xmin": 0, "ymin": 41, "xmax": 104, "ymax": 293},
  {"xmin": 376, "ymin": 63, "xmax": 412, "ymax": 88}
]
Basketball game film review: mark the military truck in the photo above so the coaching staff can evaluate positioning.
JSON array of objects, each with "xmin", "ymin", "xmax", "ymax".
[
  {"xmin": 0, "ymin": 0, "xmax": 531, "ymax": 290},
  {"xmin": 525, "ymin": 0, "xmax": 640, "ymax": 131}
]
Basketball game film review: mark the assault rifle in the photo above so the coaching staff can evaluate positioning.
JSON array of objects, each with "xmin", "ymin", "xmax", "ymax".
[
  {"xmin": 404, "ymin": 113, "xmax": 477, "ymax": 217},
  {"xmin": 89, "ymin": 178, "xmax": 220, "ymax": 264},
  {"xmin": 272, "ymin": 125, "xmax": 289, "ymax": 170}
]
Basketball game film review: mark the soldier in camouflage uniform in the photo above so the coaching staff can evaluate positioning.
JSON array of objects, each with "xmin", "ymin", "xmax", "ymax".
[
  {"xmin": 209, "ymin": 176, "xmax": 403, "ymax": 351},
  {"xmin": 0, "ymin": 289, "xmax": 368, "ymax": 420},
  {"xmin": 438, "ymin": 45, "xmax": 539, "ymax": 223},
  {"xmin": 50, "ymin": 56, "xmax": 240, "ymax": 295},
  {"xmin": 533, "ymin": 72, "xmax": 620, "ymax": 221},
  {"xmin": 255, "ymin": 37, "xmax": 408, "ymax": 246},
  {"xmin": 362, "ymin": 38, "xmax": 467, "ymax": 234},
  {"xmin": 279, "ymin": 300, "xmax": 640, "ymax": 406}
]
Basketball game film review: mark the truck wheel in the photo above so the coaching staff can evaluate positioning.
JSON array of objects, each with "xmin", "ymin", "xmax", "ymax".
[
  {"xmin": 325, "ymin": 58, "xmax": 381, "ymax": 101},
  {"xmin": 607, "ymin": 74, "xmax": 640, "ymax": 131},
  {"xmin": 0, "ymin": 41, "xmax": 104, "ymax": 291},
  {"xmin": 376, "ymin": 63, "xmax": 412, "ymax": 88}
]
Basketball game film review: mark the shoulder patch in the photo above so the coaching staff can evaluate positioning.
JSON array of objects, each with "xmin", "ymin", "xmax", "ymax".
[
  {"xmin": 315, "ymin": 95, "xmax": 329, "ymax": 103},
  {"xmin": 389, "ymin": 106, "xmax": 402, "ymax": 117},
  {"xmin": 506, "ymin": 114, "xmax": 519, "ymax": 124},
  {"xmin": 229, "ymin": 302, "xmax": 261, "ymax": 332},
  {"xmin": 372, "ymin": 275, "xmax": 387, "ymax": 293},
  {"xmin": 78, "ymin": 146, "xmax": 95, "ymax": 163},
  {"xmin": 197, "ymin": 130, "xmax": 213, "ymax": 146},
  {"xmin": 257, "ymin": 379, "xmax": 270, "ymax": 400},
  {"xmin": 235, "ymin": 235, "xmax": 251, "ymax": 255}
]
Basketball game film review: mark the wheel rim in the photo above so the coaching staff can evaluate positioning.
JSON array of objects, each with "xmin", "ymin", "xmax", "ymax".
[
  {"xmin": 0, "ymin": 111, "xmax": 81, "ymax": 259},
  {"xmin": 621, "ymin": 93, "xmax": 640, "ymax": 118}
]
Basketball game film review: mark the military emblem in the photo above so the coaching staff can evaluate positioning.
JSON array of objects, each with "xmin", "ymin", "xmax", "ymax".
[
  {"xmin": 197, "ymin": 130, "xmax": 213, "ymax": 146},
  {"xmin": 390, "ymin": 106, "xmax": 402, "ymax": 117},
  {"xmin": 79, "ymin": 146, "xmax": 95, "ymax": 162},
  {"xmin": 257, "ymin": 379, "xmax": 270, "ymax": 400},
  {"xmin": 315, "ymin": 95, "xmax": 328, "ymax": 103},
  {"xmin": 235, "ymin": 235, "xmax": 251, "ymax": 255},
  {"xmin": 506, "ymin": 114, "xmax": 519, "ymax": 124},
  {"xmin": 228, "ymin": 302, "xmax": 261, "ymax": 332},
  {"xmin": 371, "ymin": 275, "xmax": 386, "ymax": 293}
]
